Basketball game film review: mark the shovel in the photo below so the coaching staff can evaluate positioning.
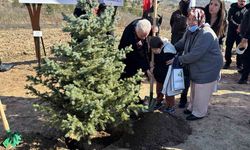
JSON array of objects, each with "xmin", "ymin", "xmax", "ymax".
[
  {"xmin": 147, "ymin": 0, "xmax": 159, "ymax": 111},
  {"xmin": 0, "ymin": 100, "xmax": 22, "ymax": 149}
]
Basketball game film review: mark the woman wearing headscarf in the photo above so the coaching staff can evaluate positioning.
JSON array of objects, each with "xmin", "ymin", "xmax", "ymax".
[{"xmin": 174, "ymin": 8, "xmax": 223, "ymax": 121}]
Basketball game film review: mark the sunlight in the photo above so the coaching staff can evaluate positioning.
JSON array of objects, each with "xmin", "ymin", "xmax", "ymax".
[
  {"xmin": 215, "ymin": 90, "xmax": 250, "ymax": 96},
  {"xmin": 221, "ymin": 69, "xmax": 238, "ymax": 74}
]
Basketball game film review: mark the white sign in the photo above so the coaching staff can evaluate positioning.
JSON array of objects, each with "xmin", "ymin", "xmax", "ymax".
[
  {"xmin": 19, "ymin": 0, "xmax": 77, "ymax": 4},
  {"xmin": 33, "ymin": 31, "xmax": 43, "ymax": 37},
  {"xmin": 99, "ymin": 0, "xmax": 123, "ymax": 6}
]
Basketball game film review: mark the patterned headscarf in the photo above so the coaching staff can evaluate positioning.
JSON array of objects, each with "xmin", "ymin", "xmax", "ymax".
[{"xmin": 188, "ymin": 8, "xmax": 206, "ymax": 26}]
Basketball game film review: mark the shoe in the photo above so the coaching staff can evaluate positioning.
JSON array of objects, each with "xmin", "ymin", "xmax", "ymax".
[
  {"xmin": 238, "ymin": 80, "xmax": 248, "ymax": 84},
  {"xmin": 223, "ymin": 64, "xmax": 230, "ymax": 69},
  {"xmin": 183, "ymin": 109, "xmax": 192, "ymax": 115},
  {"xmin": 163, "ymin": 107, "xmax": 175, "ymax": 113},
  {"xmin": 154, "ymin": 101, "xmax": 163, "ymax": 110},
  {"xmin": 186, "ymin": 114, "xmax": 203, "ymax": 121}
]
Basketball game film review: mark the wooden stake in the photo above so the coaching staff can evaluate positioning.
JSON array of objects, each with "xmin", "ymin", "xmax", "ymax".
[
  {"xmin": 0, "ymin": 100, "xmax": 10, "ymax": 131},
  {"xmin": 26, "ymin": 3, "xmax": 42, "ymax": 67},
  {"xmin": 148, "ymin": 0, "xmax": 158, "ymax": 109}
]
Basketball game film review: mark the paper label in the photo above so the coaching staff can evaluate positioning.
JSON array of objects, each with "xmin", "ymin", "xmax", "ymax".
[{"xmin": 33, "ymin": 31, "xmax": 42, "ymax": 37}]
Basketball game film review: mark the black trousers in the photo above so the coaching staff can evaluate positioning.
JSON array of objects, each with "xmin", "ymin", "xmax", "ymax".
[
  {"xmin": 179, "ymin": 67, "xmax": 190, "ymax": 104},
  {"xmin": 240, "ymin": 44, "xmax": 250, "ymax": 81},
  {"xmin": 225, "ymin": 30, "xmax": 242, "ymax": 66},
  {"xmin": 179, "ymin": 75, "xmax": 190, "ymax": 104}
]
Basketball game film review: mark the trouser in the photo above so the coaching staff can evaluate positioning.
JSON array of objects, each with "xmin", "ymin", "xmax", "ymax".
[
  {"xmin": 179, "ymin": 75, "xmax": 190, "ymax": 104},
  {"xmin": 156, "ymin": 81, "xmax": 164, "ymax": 101},
  {"xmin": 187, "ymin": 80, "xmax": 217, "ymax": 118},
  {"xmin": 240, "ymin": 45, "xmax": 250, "ymax": 81},
  {"xmin": 225, "ymin": 30, "xmax": 242, "ymax": 66},
  {"xmin": 156, "ymin": 81, "xmax": 175, "ymax": 107}
]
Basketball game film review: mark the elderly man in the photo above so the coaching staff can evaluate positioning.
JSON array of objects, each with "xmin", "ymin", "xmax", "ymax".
[{"xmin": 119, "ymin": 19, "xmax": 152, "ymax": 79}]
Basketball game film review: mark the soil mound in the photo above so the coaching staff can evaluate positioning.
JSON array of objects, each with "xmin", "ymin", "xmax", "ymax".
[{"xmin": 114, "ymin": 112, "xmax": 192, "ymax": 150}]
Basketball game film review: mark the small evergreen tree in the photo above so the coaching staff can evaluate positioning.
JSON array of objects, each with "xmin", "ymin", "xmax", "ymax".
[{"xmin": 26, "ymin": 0, "xmax": 145, "ymax": 142}]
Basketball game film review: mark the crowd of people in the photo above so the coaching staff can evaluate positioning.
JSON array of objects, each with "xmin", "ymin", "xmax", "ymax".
[{"xmin": 118, "ymin": 0, "xmax": 250, "ymax": 121}]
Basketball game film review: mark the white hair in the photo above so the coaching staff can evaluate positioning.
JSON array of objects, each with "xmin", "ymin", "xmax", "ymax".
[{"xmin": 135, "ymin": 19, "xmax": 152, "ymax": 34}]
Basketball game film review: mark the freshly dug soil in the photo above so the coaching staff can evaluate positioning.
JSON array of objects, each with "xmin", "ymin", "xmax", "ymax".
[{"xmin": 113, "ymin": 112, "xmax": 192, "ymax": 150}]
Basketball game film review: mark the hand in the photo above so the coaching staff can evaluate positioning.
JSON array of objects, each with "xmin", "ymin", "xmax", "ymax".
[
  {"xmin": 239, "ymin": 38, "xmax": 248, "ymax": 48},
  {"xmin": 166, "ymin": 58, "xmax": 174, "ymax": 65},
  {"xmin": 150, "ymin": 61, "xmax": 154, "ymax": 68},
  {"xmin": 237, "ymin": 25, "xmax": 240, "ymax": 33},
  {"xmin": 136, "ymin": 41, "xmax": 143, "ymax": 48},
  {"xmin": 242, "ymin": 38, "xmax": 248, "ymax": 43},
  {"xmin": 146, "ymin": 69, "xmax": 153, "ymax": 79},
  {"xmin": 150, "ymin": 67, "xmax": 154, "ymax": 73}
]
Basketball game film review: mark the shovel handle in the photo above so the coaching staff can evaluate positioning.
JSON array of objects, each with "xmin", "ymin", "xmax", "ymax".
[{"xmin": 0, "ymin": 100, "xmax": 10, "ymax": 131}]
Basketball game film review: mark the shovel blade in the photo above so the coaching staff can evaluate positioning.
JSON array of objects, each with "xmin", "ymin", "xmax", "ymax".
[{"xmin": 3, "ymin": 132, "xmax": 22, "ymax": 148}]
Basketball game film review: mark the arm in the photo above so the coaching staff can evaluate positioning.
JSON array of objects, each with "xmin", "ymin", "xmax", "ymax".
[
  {"xmin": 178, "ymin": 31, "xmax": 214, "ymax": 64},
  {"xmin": 227, "ymin": 7, "xmax": 233, "ymax": 23},
  {"xmin": 137, "ymin": 40, "xmax": 150, "ymax": 72},
  {"xmin": 170, "ymin": 12, "xmax": 175, "ymax": 27},
  {"xmin": 240, "ymin": 10, "xmax": 250, "ymax": 40},
  {"xmin": 174, "ymin": 31, "xmax": 187, "ymax": 53},
  {"xmin": 118, "ymin": 27, "xmax": 132, "ymax": 50}
]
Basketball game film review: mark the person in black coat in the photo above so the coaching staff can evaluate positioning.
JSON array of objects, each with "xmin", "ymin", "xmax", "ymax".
[
  {"xmin": 169, "ymin": 0, "xmax": 190, "ymax": 108},
  {"xmin": 223, "ymin": 0, "xmax": 249, "ymax": 69},
  {"xmin": 238, "ymin": 7, "xmax": 250, "ymax": 84},
  {"xmin": 118, "ymin": 19, "xmax": 153, "ymax": 79},
  {"xmin": 170, "ymin": 0, "xmax": 190, "ymax": 44}
]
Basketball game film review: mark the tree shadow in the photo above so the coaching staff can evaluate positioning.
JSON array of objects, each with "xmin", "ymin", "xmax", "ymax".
[
  {"xmin": 5, "ymin": 57, "xmax": 60, "ymax": 68},
  {"xmin": 10, "ymin": 60, "xmax": 38, "ymax": 66}
]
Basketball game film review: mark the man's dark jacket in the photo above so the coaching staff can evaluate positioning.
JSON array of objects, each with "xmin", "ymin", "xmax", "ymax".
[
  {"xmin": 240, "ymin": 7, "xmax": 250, "ymax": 40},
  {"xmin": 118, "ymin": 19, "xmax": 150, "ymax": 78},
  {"xmin": 228, "ymin": 3, "xmax": 249, "ymax": 30}
]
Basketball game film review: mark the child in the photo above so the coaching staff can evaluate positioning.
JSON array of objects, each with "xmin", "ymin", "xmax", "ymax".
[{"xmin": 150, "ymin": 36, "xmax": 176, "ymax": 113}]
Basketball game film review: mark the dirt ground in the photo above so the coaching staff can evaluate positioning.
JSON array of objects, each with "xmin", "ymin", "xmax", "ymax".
[{"xmin": 0, "ymin": 28, "xmax": 250, "ymax": 150}]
